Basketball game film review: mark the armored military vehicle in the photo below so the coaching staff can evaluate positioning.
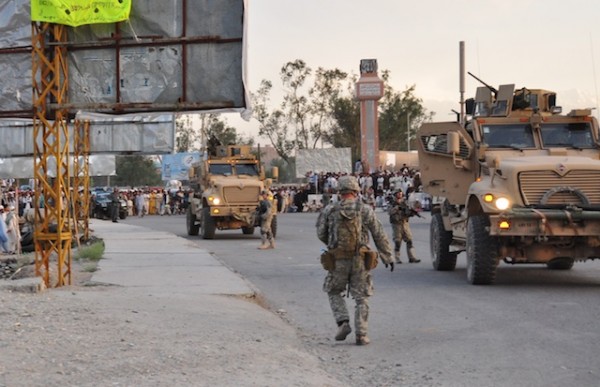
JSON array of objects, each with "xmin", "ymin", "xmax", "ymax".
[
  {"xmin": 186, "ymin": 144, "xmax": 277, "ymax": 239},
  {"xmin": 417, "ymin": 79, "xmax": 600, "ymax": 284}
]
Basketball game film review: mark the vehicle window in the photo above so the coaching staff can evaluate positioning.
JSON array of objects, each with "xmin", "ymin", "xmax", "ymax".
[
  {"xmin": 482, "ymin": 124, "xmax": 535, "ymax": 149},
  {"xmin": 541, "ymin": 122, "xmax": 594, "ymax": 148},
  {"xmin": 235, "ymin": 164, "xmax": 258, "ymax": 176},
  {"xmin": 209, "ymin": 164, "xmax": 232, "ymax": 175}
]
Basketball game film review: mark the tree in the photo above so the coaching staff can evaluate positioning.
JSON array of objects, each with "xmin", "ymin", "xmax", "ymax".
[
  {"xmin": 175, "ymin": 114, "xmax": 195, "ymax": 152},
  {"xmin": 252, "ymin": 80, "xmax": 296, "ymax": 164},
  {"xmin": 252, "ymin": 59, "xmax": 433, "ymax": 168},
  {"xmin": 325, "ymin": 73, "xmax": 433, "ymax": 161},
  {"xmin": 114, "ymin": 155, "xmax": 162, "ymax": 187},
  {"xmin": 324, "ymin": 96, "xmax": 361, "ymax": 162},
  {"xmin": 175, "ymin": 113, "xmax": 253, "ymax": 153},
  {"xmin": 379, "ymin": 81, "xmax": 435, "ymax": 152},
  {"xmin": 268, "ymin": 156, "xmax": 298, "ymax": 183},
  {"xmin": 252, "ymin": 60, "xmax": 347, "ymax": 163}
]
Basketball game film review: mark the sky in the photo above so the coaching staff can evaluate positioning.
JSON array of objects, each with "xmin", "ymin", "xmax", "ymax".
[{"xmin": 228, "ymin": 0, "xmax": 600, "ymax": 142}]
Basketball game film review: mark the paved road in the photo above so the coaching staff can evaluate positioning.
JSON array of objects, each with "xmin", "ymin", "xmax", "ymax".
[{"xmin": 122, "ymin": 211, "xmax": 600, "ymax": 387}]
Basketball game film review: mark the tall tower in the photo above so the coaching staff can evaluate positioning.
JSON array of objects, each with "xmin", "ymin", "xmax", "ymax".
[{"xmin": 355, "ymin": 59, "xmax": 384, "ymax": 173}]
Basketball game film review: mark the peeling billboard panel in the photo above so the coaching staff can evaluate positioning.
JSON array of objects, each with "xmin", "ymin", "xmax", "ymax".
[
  {"xmin": 296, "ymin": 148, "xmax": 352, "ymax": 178},
  {"xmin": 0, "ymin": 0, "xmax": 249, "ymax": 117},
  {"xmin": 0, "ymin": 113, "xmax": 175, "ymax": 157}
]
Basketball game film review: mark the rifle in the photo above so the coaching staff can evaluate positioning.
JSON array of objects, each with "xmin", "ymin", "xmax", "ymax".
[{"xmin": 468, "ymin": 71, "xmax": 498, "ymax": 98}]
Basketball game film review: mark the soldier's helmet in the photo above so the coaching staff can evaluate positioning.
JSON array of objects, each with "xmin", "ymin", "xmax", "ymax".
[{"xmin": 338, "ymin": 176, "xmax": 360, "ymax": 193}]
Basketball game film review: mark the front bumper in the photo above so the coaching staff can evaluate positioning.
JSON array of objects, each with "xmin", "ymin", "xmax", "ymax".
[{"xmin": 489, "ymin": 208, "xmax": 600, "ymax": 236}]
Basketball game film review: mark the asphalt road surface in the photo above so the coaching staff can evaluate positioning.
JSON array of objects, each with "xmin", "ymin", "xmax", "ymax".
[{"xmin": 123, "ymin": 210, "xmax": 600, "ymax": 387}]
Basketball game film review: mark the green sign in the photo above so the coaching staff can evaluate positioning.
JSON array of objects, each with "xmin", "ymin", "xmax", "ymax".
[{"xmin": 31, "ymin": 0, "xmax": 132, "ymax": 27}]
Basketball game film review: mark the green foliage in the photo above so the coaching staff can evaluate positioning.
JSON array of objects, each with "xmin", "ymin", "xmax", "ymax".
[
  {"xmin": 269, "ymin": 157, "xmax": 298, "ymax": 183},
  {"xmin": 176, "ymin": 113, "xmax": 253, "ymax": 153},
  {"xmin": 325, "ymin": 97, "xmax": 361, "ymax": 162},
  {"xmin": 379, "ymin": 83, "xmax": 435, "ymax": 151},
  {"xmin": 176, "ymin": 115, "xmax": 195, "ymax": 152},
  {"xmin": 252, "ymin": 59, "xmax": 433, "ymax": 167},
  {"xmin": 114, "ymin": 155, "xmax": 162, "ymax": 187},
  {"xmin": 76, "ymin": 240, "xmax": 105, "ymax": 262}
]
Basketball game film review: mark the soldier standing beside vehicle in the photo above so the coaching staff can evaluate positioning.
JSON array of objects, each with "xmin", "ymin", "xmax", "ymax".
[
  {"xmin": 388, "ymin": 190, "xmax": 420, "ymax": 264},
  {"xmin": 257, "ymin": 190, "xmax": 275, "ymax": 250},
  {"xmin": 316, "ymin": 175, "xmax": 393, "ymax": 346},
  {"xmin": 109, "ymin": 188, "xmax": 120, "ymax": 223}
]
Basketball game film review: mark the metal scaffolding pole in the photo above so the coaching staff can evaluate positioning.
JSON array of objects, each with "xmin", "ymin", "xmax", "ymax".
[
  {"xmin": 31, "ymin": 22, "xmax": 72, "ymax": 287},
  {"xmin": 73, "ymin": 119, "xmax": 91, "ymax": 242}
]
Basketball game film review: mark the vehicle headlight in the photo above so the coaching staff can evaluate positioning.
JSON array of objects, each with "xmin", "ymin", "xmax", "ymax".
[
  {"xmin": 495, "ymin": 197, "xmax": 510, "ymax": 210},
  {"xmin": 208, "ymin": 196, "xmax": 221, "ymax": 205},
  {"xmin": 483, "ymin": 193, "xmax": 511, "ymax": 210}
]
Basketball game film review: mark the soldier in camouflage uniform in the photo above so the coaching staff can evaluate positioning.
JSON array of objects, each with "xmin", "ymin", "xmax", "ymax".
[
  {"xmin": 316, "ymin": 175, "xmax": 393, "ymax": 346},
  {"xmin": 257, "ymin": 190, "xmax": 275, "ymax": 249},
  {"xmin": 388, "ymin": 190, "xmax": 420, "ymax": 263}
]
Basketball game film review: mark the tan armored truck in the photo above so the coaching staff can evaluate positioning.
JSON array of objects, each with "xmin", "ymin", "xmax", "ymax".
[
  {"xmin": 186, "ymin": 144, "xmax": 277, "ymax": 239},
  {"xmin": 417, "ymin": 82, "xmax": 600, "ymax": 284}
]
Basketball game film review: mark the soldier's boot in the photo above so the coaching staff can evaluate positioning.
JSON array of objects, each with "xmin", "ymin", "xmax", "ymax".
[
  {"xmin": 394, "ymin": 250, "xmax": 402, "ymax": 264},
  {"xmin": 257, "ymin": 235, "xmax": 269, "ymax": 250},
  {"xmin": 408, "ymin": 246, "xmax": 420, "ymax": 263},
  {"xmin": 335, "ymin": 321, "xmax": 352, "ymax": 341},
  {"xmin": 356, "ymin": 335, "xmax": 370, "ymax": 346},
  {"xmin": 268, "ymin": 239, "xmax": 276, "ymax": 249}
]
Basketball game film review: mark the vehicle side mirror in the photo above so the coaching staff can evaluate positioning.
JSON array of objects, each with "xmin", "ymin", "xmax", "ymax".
[{"xmin": 447, "ymin": 131, "xmax": 460, "ymax": 155}]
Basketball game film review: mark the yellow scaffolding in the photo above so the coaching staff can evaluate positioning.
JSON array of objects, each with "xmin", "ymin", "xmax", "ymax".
[
  {"xmin": 73, "ymin": 120, "xmax": 91, "ymax": 242},
  {"xmin": 31, "ymin": 22, "xmax": 72, "ymax": 287}
]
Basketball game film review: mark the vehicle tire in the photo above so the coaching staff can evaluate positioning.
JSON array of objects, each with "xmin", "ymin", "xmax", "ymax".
[
  {"xmin": 241, "ymin": 226, "xmax": 255, "ymax": 235},
  {"xmin": 119, "ymin": 211, "xmax": 127, "ymax": 220},
  {"xmin": 546, "ymin": 257, "xmax": 574, "ymax": 270},
  {"xmin": 186, "ymin": 207, "xmax": 200, "ymax": 236},
  {"xmin": 201, "ymin": 207, "xmax": 216, "ymax": 239},
  {"xmin": 271, "ymin": 215, "xmax": 278, "ymax": 239},
  {"xmin": 430, "ymin": 212, "xmax": 456, "ymax": 271},
  {"xmin": 466, "ymin": 215, "xmax": 499, "ymax": 285}
]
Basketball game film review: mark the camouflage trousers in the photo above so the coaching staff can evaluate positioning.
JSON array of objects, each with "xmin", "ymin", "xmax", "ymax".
[
  {"xmin": 260, "ymin": 214, "xmax": 273, "ymax": 242},
  {"xmin": 391, "ymin": 221, "xmax": 415, "ymax": 257},
  {"xmin": 323, "ymin": 257, "xmax": 373, "ymax": 336}
]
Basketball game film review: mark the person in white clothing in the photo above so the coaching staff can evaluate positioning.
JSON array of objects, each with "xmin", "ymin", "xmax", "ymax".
[{"xmin": 5, "ymin": 206, "xmax": 20, "ymax": 253}]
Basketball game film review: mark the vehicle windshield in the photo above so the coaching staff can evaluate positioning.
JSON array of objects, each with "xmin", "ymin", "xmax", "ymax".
[
  {"xmin": 209, "ymin": 164, "xmax": 233, "ymax": 175},
  {"xmin": 540, "ymin": 122, "xmax": 595, "ymax": 148},
  {"xmin": 481, "ymin": 124, "xmax": 535, "ymax": 149},
  {"xmin": 236, "ymin": 163, "xmax": 259, "ymax": 176},
  {"xmin": 96, "ymin": 192, "xmax": 110, "ymax": 201}
]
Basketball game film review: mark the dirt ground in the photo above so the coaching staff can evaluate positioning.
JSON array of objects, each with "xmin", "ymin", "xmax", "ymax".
[{"xmin": 0, "ymin": 253, "xmax": 347, "ymax": 387}]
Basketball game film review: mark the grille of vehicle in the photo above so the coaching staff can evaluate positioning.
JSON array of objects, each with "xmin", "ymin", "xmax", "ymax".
[
  {"xmin": 223, "ymin": 186, "xmax": 260, "ymax": 204},
  {"xmin": 519, "ymin": 170, "xmax": 600, "ymax": 206}
]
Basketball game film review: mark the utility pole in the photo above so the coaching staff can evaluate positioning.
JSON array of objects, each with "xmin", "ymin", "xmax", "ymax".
[{"xmin": 407, "ymin": 112, "xmax": 411, "ymax": 152}]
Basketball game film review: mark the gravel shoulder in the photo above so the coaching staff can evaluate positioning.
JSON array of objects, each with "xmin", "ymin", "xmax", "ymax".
[{"xmin": 0, "ymin": 246, "xmax": 348, "ymax": 387}]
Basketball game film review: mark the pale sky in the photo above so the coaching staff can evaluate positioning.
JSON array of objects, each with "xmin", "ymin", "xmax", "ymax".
[{"xmin": 229, "ymin": 0, "xmax": 600, "ymax": 142}]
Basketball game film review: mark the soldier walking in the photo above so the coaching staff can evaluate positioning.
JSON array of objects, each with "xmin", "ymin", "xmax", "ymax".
[
  {"xmin": 388, "ymin": 190, "xmax": 420, "ymax": 263},
  {"xmin": 257, "ymin": 190, "xmax": 275, "ymax": 249},
  {"xmin": 316, "ymin": 175, "xmax": 393, "ymax": 345}
]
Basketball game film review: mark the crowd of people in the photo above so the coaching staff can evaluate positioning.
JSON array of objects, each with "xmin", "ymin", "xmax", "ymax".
[
  {"xmin": 107, "ymin": 187, "xmax": 191, "ymax": 217},
  {"xmin": 271, "ymin": 164, "xmax": 425, "ymax": 214}
]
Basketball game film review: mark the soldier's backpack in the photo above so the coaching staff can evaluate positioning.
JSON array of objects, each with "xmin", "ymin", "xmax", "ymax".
[{"xmin": 332, "ymin": 201, "xmax": 362, "ymax": 256}]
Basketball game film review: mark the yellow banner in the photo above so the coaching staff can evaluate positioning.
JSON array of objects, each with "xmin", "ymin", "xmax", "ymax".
[{"xmin": 31, "ymin": 0, "xmax": 132, "ymax": 27}]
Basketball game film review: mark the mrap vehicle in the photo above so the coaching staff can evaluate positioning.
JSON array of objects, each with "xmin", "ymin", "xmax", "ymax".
[
  {"xmin": 186, "ymin": 144, "xmax": 277, "ymax": 239},
  {"xmin": 417, "ymin": 80, "xmax": 600, "ymax": 284}
]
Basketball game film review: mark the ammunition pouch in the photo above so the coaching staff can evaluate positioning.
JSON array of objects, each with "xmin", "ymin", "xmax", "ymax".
[
  {"xmin": 360, "ymin": 246, "xmax": 378, "ymax": 271},
  {"xmin": 320, "ymin": 250, "xmax": 336, "ymax": 271}
]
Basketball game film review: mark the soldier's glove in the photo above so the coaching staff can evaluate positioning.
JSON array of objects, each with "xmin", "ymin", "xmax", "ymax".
[{"xmin": 384, "ymin": 261, "xmax": 394, "ymax": 272}]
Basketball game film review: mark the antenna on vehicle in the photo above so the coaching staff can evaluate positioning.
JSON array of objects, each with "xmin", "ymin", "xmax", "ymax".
[{"xmin": 459, "ymin": 42, "xmax": 465, "ymax": 126}]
